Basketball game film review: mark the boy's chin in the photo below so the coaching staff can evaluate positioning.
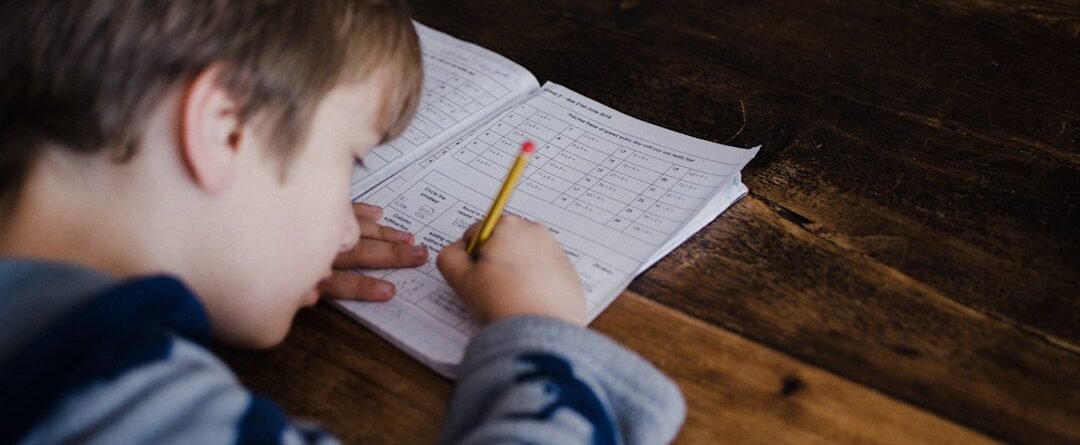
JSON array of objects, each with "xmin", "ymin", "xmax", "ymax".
[
  {"xmin": 244, "ymin": 326, "xmax": 292, "ymax": 350},
  {"xmin": 210, "ymin": 292, "xmax": 314, "ymax": 349},
  {"xmin": 218, "ymin": 318, "xmax": 295, "ymax": 350}
]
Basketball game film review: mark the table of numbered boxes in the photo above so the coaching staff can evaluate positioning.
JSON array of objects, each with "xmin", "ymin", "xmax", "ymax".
[{"xmin": 359, "ymin": 94, "xmax": 740, "ymax": 338}]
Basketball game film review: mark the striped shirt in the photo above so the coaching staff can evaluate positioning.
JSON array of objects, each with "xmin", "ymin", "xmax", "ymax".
[{"xmin": 0, "ymin": 260, "xmax": 684, "ymax": 444}]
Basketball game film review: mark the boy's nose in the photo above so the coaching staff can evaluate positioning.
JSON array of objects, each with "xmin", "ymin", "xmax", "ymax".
[{"xmin": 340, "ymin": 206, "xmax": 360, "ymax": 252}]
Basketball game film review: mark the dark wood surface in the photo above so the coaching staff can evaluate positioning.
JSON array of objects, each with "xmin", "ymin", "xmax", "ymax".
[{"xmin": 219, "ymin": 1, "xmax": 1080, "ymax": 443}]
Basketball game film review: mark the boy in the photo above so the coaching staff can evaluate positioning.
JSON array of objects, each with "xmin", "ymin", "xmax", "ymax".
[{"xmin": 0, "ymin": 1, "xmax": 685, "ymax": 444}]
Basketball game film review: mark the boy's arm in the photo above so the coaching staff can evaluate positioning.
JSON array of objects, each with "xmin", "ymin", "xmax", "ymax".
[
  {"xmin": 436, "ymin": 217, "xmax": 686, "ymax": 445},
  {"xmin": 440, "ymin": 316, "xmax": 686, "ymax": 445}
]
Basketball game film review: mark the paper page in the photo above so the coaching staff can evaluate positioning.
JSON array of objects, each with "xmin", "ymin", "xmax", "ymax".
[
  {"xmin": 349, "ymin": 22, "xmax": 540, "ymax": 197},
  {"xmin": 642, "ymin": 170, "xmax": 749, "ymax": 272},
  {"xmin": 334, "ymin": 82, "xmax": 758, "ymax": 377}
]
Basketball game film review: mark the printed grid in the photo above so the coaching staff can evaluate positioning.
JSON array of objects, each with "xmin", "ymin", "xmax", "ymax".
[
  {"xmin": 358, "ymin": 59, "xmax": 510, "ymax": 174},
  {"xmin": 362, "ymin": 95, "xmax": 742, "ymax": 336},
  {"xmin": 453, "ymin": 97, "xmax": 738, "ymax": 246}
]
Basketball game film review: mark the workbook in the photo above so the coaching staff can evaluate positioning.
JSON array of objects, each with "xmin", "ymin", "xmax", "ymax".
[{"xmin": 332, "ymin": 23, "xmax": 759, "ymax": 377}]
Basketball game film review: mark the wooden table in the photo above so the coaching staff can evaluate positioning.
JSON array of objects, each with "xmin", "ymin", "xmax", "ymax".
[{"xmin": 219, "ymin": 1, "xmax": 1080, "ymax": 443}]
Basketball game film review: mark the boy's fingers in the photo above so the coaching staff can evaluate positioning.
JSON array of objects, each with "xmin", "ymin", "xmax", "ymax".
[
  {"xmin": 436, "ymin": 218, "xmax": 500, "ymax": 282},
  {"xmin": 461, "ymin": 215, "xmax": 523, "ymax": 254},
  {"xmin": 357, "ymin": 218, "xmax": 413, "ymax": 244},
  {"xmin": 436, "ymin": 238, "xmax": 469, "ymax": 286},
  {"xmin": 333, "ymin": 238, "xmax": 428, "ymax": 269},
  {"xmin": 461, "ymin": 221, "xmax": 484, "ymax": 246},
  {"xmin": 352, "ymin": 202, "xmax": 384, "ymax": 220},
  {"xmin": 318, "ymin": 271, "xmax": 395, "ymax": 301},
  {"xmin": 350, "ymin": 203, "xmax": 414, "ymax": 243}
]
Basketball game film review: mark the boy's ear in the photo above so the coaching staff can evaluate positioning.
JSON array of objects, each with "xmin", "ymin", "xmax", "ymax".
[{"xmin": 180, "ymin": 65, "xmax": 243, "ymax": 194}]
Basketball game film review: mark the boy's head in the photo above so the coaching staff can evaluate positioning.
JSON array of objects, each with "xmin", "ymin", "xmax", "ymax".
[{"xmin": 0, "ymin": 1, "xmax": 422, "ymax": 346}]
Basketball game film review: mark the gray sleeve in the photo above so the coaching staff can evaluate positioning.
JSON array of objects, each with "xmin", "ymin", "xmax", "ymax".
[
  {"xmin": 438, "ymin": 316, "xmax": 686, "ymax": 445},
  {"xmin": 18, "ymin": 339, "xmax": 340, "ymax": 445}
]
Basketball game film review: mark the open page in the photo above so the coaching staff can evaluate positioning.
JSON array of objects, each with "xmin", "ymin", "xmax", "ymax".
[
  {"xmin": 334, "ymin": 82, "xmax": 758, "ymax": 377},
  {"xmin": 350, "ymin": 22, "xmax": 539, "ymax": 197}
]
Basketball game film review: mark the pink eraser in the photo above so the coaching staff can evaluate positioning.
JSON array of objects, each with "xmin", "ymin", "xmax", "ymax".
[{"xmin": 522, "ymin": 141, "xmax": 536, "ymax": 153}]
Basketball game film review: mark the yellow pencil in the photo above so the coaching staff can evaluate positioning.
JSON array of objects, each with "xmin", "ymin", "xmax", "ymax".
[{"xmin": 467, "ymin": 140, "xmax": 537, "ymax": 255}]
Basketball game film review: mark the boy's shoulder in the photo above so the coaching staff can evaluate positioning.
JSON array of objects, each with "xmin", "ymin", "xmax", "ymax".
[
  {"xmin": 0, "ymin": 260, "xmax": 116, "ymax": 361},
  {"xmin": 0, "ymin": 259, "xmax": 209, "ymax": 364},
  {"xmin": 0, "ymin": 260, "xmax": 310, "ymax": 445}
]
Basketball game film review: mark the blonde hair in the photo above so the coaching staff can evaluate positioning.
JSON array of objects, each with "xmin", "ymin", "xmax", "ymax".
[{"xmin": 0, "ymin": 0, "xmax": 422, "ymax": 207}]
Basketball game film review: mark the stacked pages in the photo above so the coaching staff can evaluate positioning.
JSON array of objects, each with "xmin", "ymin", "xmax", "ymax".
[{"xmin": 332, "ymin": 23, "xmax": 759, "ymax": 377}]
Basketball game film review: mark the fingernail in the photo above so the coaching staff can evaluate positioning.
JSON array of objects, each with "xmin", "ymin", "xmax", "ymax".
[
  {"xmin": 398, "ymin": 231, "xmax": 413, "ymax": 242},
  {"xmin": 376, "ymin": 282, "xmax": 394, "ymax": 298},
  {"xmin": 412, "ymin": 245, "xmax": 427, "ymax": 257}
]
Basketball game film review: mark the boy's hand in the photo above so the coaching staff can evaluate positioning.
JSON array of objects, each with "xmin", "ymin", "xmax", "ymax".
[
  {"xmin": 437, "ymin": 215, "xmax": 586, "ymax": 326},
  {"xmin": 319, "ymin": 203, "xmax": 428, "ymax": 301}
]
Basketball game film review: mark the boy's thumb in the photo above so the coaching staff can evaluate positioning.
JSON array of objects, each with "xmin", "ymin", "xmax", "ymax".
[{"xmin": 462, "ymin": 221, "xmax": 482, "ymax": 246}]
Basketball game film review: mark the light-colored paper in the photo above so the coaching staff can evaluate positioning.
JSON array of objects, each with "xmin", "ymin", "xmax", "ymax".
[
  {"xmin": 332, "ymin": 24, "xmax": 758, "ymax": 378},
  {"xmin": 350, "ymin": 24, "xmax": 539, "ymax": 196}
]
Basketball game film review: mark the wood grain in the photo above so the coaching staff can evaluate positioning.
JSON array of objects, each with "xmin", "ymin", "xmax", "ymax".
[
  {"xmin": 408, "ymin": 0, "xmax": 1080, "ymax": 343},
  {"xmin": 222, "ymin": 1, "xmax": 1080, "ymax": 443},
  {"xmin": 593, "ymin": 293, "xmax": 994, "ymax": 445},
  {"xmin": 221, "ymin": 295, "xmax": 995, "ymax": 445},
  {"xmin": 635, "ymin": 196, "xmax": 1080, "ymax": 443},
  {"xmin": 404, "ymin": 1, "xmax": 1080, "ymax": 442}
]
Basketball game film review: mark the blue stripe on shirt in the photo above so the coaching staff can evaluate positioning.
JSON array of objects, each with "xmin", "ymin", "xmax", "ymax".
[
  {"xmin": 237, "ymin": 393, "xmax": 290, "ymax": 445},
  {"xmin": 0, "ymin": 275, "xmax": 210, "ymax": 444}
]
